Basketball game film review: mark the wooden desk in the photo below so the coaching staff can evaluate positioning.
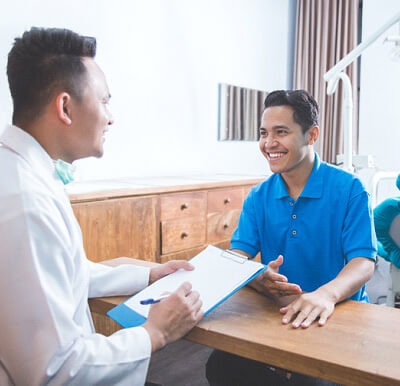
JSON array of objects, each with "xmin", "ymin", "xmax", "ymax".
[{"xmin": 89, "ymin": 259, "xmax": 400, "ymax": 386}]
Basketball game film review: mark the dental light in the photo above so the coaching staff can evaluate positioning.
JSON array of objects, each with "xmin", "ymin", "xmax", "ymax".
[{"xmin": 324, "ymin": 11, "xmax": 400, "ymax": 172}]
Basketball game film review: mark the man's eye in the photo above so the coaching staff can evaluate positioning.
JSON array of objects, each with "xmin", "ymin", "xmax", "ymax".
[
  {"xmin": 259, "ymin": 131, "xmax": 267, "ymax": 137},
  {"xmin": 277, "ymin": 130, "xmax": 287, "ymax": 135}
]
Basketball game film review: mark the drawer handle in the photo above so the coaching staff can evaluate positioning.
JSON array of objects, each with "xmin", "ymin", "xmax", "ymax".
[
  {"xmin": 181, "ymin": 232, "xmax": 189, "ymax": 239},
  {"xmin": 224, "ymin": 198, "xmax": 231, "ymax": 204},
  {"xmin": 223, "ymin": 223, "xmax": 229, "ymax": 229},
  {"xmin": 180, "ymin": 203, "xmax": 188, "ymax": 210}
]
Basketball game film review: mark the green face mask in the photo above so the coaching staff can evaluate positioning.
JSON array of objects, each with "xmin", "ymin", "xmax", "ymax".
[{"xmin": 54, "ymin": 159, "xmax": 75, "ymax": 185}]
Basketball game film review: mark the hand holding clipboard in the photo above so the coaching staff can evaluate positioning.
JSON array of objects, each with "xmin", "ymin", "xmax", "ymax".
[{"xmin": 108, "ymin": 245, "xmax": 267, "ymax": 328}]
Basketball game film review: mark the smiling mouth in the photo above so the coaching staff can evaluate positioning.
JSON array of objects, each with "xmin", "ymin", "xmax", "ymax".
[{"xmin": 267, "ymin": 152, "xmax": 286, "ymax": 160}]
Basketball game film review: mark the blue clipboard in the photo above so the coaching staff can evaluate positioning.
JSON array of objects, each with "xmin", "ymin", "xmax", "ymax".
[{"xmin": 107, "ymin": 246, "xmax": 266, "ymax": 328}]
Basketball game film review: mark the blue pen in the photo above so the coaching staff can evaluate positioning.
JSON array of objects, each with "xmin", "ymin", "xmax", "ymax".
[{"xmin": 140, "ymin": 294, "xmax": 170, "ymax": 305}]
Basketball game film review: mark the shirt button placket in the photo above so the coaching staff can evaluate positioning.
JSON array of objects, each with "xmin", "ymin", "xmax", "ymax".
[{"xmin": 289, "ymin": 200, "xmax": 297, "ymax": 237}]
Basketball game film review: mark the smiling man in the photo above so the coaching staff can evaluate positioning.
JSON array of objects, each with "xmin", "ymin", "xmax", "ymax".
[
  {"xmin": 206, "ymin": 90, "xmax": 377, "ymax": 386},
  {"xmin": 0, "ymin": 27, "xmax": 203, "ymax": 385}
]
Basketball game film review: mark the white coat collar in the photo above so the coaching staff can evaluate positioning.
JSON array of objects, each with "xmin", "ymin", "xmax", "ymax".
[{"xmin": 0, "ymin": 124, "xmax": 60, "ymax": 185}]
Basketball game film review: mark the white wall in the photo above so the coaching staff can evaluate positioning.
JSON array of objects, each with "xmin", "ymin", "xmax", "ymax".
[
  {"xmin": 359, "ymin": 0, "xmax": 400, "ymax": 185},
  {"xmin": 0, "ymin": 0, "xmax": 295, "ymax": 180}
]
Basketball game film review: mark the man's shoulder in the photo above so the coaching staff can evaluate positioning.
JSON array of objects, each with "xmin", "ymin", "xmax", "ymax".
[
  {"xmin": 0, "ymin": 146, "xmax": 27, "ymax": 194},
  {"xmin": 321, "ymin": 161, "xmax": 365, "ymax": 192},
  {"xmin": 1, "ymin": 147, "xmax": 40, "ymax": 192},
  {"xmin": 0, "ymin": 147, "xmax": 61, "ymax": 208},
  {"xmin": 247, "ymin": 174, "xmax": 278, "ymax": 197}
]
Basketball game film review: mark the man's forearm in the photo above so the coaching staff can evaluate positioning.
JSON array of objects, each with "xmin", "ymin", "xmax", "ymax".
[{"xmin": 316, "ymin": 257, "xmax": 375, "ymax": 304}]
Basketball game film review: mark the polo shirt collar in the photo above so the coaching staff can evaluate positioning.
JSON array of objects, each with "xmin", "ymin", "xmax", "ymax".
[
  {"xmin": 273, "ymin": 152, "xmax": 324, "ymax": 199},
  {"xmin": 274, "ymin": 174, "xmax": 289, "ymax": 199}
]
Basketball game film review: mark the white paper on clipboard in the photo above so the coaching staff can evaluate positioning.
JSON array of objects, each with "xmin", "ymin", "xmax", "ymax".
[{"xmin": 107, "ymin": 245, "xmax": 266, "ymax": 327}]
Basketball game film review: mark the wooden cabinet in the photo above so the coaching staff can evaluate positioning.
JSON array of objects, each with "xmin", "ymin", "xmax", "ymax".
[
  {"xmin": 72, "ymin": 196, "xmax": 159, "ymax": 262},
  {"xmin": 69, "ymin": 177, "xmax": 263, "ymax": 263}
]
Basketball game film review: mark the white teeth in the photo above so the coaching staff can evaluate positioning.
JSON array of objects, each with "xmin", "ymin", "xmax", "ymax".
[{"xmin": 269, "ymin": 153, "xmax": 285, "ymax": 158}]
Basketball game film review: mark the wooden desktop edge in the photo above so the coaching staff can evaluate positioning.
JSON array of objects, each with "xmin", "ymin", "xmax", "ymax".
[{"xmin": 89, "ymin": 257, "xmax": 400, "ymax": 386}]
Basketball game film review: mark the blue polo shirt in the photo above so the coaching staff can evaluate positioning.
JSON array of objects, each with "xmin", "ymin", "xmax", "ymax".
[{"xmin": 231, "ymin": 153, "xmax": 377, "ymax": 302}]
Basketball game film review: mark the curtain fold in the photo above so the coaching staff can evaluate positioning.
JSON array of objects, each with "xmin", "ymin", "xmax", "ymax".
[{"xmin": 293, "ymin": 0, "xmax": 359, "ymax": 164}]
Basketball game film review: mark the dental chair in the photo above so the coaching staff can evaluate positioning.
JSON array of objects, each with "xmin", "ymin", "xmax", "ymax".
[{"xmin": 373, "ymin": 175, "xmax": 400, "ymax": 308}]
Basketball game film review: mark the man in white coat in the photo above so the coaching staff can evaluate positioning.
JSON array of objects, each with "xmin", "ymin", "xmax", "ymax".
[{"xmin": 0, "ymin": 27, "xmax": 203, "ymax": 385}]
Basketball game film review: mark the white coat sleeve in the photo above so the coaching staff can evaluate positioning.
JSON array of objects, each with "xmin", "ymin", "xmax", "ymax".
[
  {"xmin": 87, "ymin": 261, "xmax": 150, "ymax": 298},
  {"xmin": 0, "ymin": 194, "xmax": 152, "ymax": 386}
]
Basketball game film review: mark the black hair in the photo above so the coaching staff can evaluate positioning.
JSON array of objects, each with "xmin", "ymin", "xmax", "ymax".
[
  {"xmin": 264, "ymin": 90, "xmax": 319, "ymax": 133},
  {"xmin": 7, "ymin": 27, "xmax": 96, "ymax": 126}
]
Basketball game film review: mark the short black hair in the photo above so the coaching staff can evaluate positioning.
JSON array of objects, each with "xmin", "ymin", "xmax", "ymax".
[
  {"xmin": 264, "ymin": 90, "xmax": 319, "ymax": 133},
  {"xmin": 7, "ymin": 27, "xmax": 96, "ymax": 126}
]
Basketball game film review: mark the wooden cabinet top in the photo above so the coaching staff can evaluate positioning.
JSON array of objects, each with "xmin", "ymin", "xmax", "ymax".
[{"xmin": 67, "ymin": 174, "xmax": 266, "ymax": 203}]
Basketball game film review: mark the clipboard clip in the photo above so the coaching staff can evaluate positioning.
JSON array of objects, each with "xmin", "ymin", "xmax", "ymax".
[{"xmin": 221, "ymin": 250, "xmax": 248, "ymax": 264}]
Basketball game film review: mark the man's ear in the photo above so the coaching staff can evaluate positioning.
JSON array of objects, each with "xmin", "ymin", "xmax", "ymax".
[
  {"xmin": 307, "ymin": 125, "xmax": 319, "ymax": 145},
  {"xmin": 55, "ymin": 92, "xmax": 72, "ymax": 125}
]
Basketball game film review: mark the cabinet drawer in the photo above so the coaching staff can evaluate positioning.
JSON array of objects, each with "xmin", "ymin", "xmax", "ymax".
[
  {"xmin": 161, "ymin": 217, "xmax": 206, "ymax": 254},
  {"xmin": 161, "ymin": 192, "xmax": 206, "ymax": 220},
  {"xmin": 207, "ymin": 209, "xmax": 241, "ymax": 243},
  {"xmin": 207, "ymin": 188, "xmax": 243, "ymax": 214}
]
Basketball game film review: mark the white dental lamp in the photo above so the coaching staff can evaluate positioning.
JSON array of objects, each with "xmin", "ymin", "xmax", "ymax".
[{"xmin": 323, "ymin": 11, "xmax": 400, "ymax": 173}]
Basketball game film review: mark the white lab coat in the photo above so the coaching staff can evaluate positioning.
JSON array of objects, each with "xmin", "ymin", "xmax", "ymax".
[{"xmin": 0, "ymin": 125, "xmax": 152, "ymax": 385}]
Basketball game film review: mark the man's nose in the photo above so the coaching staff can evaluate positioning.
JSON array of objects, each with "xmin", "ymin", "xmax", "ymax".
[{"xmin": 264, "ymin": 136, "xmax": 278, "ymax": 147}]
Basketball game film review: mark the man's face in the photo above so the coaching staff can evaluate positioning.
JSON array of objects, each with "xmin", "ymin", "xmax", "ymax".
[
  {"xmin": 69, "ymin": 58, "xmax": 113, "ymax": 160},
  {"xmin": 259, "ymin": 105, "xmax": 312, "ymax": 175}
]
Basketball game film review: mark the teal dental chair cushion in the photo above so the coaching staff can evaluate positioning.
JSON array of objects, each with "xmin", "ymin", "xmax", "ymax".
[{"xmin": 374, "ymin": 197, "xmax": 400, "ymax": 269}]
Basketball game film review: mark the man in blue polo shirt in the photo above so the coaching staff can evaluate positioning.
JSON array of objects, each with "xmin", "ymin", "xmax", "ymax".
[{"xmin": 206, "ymin": 90, "xmax": 376, "ymax": 386}]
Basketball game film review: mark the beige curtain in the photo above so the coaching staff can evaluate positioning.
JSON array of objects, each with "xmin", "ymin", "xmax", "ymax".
[
  {"xmin": 293, "ymin": 0, "xmax": 359, "ymax": 164},
  {"xmin": 220, "ymin": 84, "xmax": 268, "ymax": 141}
]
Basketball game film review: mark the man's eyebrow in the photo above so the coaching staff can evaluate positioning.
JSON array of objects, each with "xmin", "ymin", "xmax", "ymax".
[
  {"xmin": 259, "ymin": 125, "xmax": 290, "ymax": 131},
  {"xmin": 272, "ymin": 125, "xmax": 290, "ymax": 130}
]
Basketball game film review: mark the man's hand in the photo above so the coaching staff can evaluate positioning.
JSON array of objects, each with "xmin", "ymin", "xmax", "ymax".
[
  {"xmin": 280, "ymin": 289, "xmax": 335, "ymax": 328},
  {"xmin": 143, "ymin": 282, "xmax": 203, "ymax": 352},
  {"xmin": 149, "ymin": 260, "xmax": 194, "ymax": 285},
  {"xmin": 249, "ymin": 255, "xmax": 301, "ymax": 297},
  {"xmin": 278, "ymin": 257, "xmax": 374, "ymax": 329}
]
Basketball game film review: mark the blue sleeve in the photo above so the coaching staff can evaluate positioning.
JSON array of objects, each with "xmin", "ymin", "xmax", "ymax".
[
  {"xmin": 230, "ymin": 189, "xmax": 260, "ymax": 257},
  {"xmin": 342, "ymin": 181, "xmax": 377, "ymax": 262}
]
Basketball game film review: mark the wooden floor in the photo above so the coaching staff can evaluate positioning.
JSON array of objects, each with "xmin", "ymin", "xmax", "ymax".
[{"xmin": 146, "ymin": 340, "xmax": 212, "ymax": 386}]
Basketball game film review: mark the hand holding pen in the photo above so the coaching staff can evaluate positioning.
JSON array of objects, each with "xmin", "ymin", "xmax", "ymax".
[
  {"xmin": 142, "ymin": 282, "xmax": 203, "ymax": 352},
  {"xmin": 140, "ymin": 294, "xmax": 171, "ymax": 305}
]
